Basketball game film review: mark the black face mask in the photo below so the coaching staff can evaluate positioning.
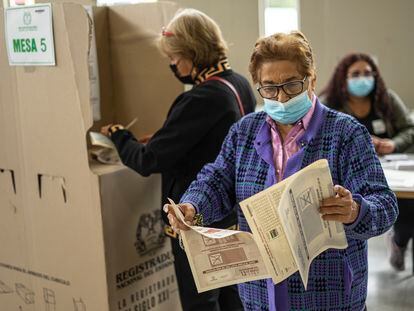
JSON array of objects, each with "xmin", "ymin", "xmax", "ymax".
[{"xmin": 169, "ymin": 64, "xmax": 195, "ymax": 85}]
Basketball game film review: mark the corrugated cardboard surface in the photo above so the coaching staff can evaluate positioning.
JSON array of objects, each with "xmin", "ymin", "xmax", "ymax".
[
  {"xmin": 96, "ymin": 164, "xmax": 180, "ymax": 311},
  {"xmin": 0, "ymin": 2, "xmax": 182, "ymax": 310},
  {"xmin": 107, "ymin": 2, "xmax": 182, "ymax": 137},
  {"xmin": 92, "ymin": 5, "xmax": 114, "ymax": 129},
  {"xmin": 0, "ymin": 3, "xmax": 109, "ymax": 310},
  {"xmin": 0, "ymin": 3, "xmax": 107, "ymax": 309}
]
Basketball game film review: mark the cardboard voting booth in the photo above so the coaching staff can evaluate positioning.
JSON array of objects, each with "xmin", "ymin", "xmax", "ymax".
[{"xmin": 0, "ymin": 2, "xmax": 182, "ymax": 310}]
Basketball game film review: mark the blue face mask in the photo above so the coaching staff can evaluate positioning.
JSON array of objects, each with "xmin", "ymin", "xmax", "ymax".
[
  {"xmin": 263, "ymin": 90, "xmax": 313, "ymax": 125},
  {"xmin": 347, "ymin": 77, "xmax": 375, "ymax": 97}
]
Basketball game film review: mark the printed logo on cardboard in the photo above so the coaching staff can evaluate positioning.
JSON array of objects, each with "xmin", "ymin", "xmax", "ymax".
[{"xmin": 135, "ymin": 211, "xmax": 165, "ymax": 255}]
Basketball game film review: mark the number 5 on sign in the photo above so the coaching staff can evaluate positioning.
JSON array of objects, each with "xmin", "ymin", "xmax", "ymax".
[{"xmin": 4, "ymin": 3, "xmax": 56, "ymax": 66}]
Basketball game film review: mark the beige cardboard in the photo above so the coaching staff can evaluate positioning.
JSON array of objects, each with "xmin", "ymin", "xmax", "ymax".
[
  {"xmin": 1, "ymin": 3, "xmax": 108, "ymax": 310},
  {"xmin": 0, "ymin": 2, "xmax": 182, "ymax": 310},
  {"xmin": 0, "ymin": 0, "xmax": 28, "ymax": 283},
  {"xmin": 90, "ymin": 5, "xmax": 115, "ymax": 131},
  {"xmin": 107, "ymin": 2, "xmax": 183, "ymax": 137},
  {"xmin": 95, "ymin": 164, "xmax": 180, "ymax": 311}
]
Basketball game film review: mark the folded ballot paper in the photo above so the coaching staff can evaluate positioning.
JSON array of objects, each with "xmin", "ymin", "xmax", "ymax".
[
  {"xmin": 170, "ymin": 159, "xmax": 348, "ymax": 293},
  {"xmin": 89, "ymin": 131, "xmax": 117, "ymax": 149},
  {"xmin": 89, "ymin": 118, "xmax": 137, "ymax": 164},
  {"xmin": 89, "ymin": 132, "xmax": 121, "ymax": 164}
]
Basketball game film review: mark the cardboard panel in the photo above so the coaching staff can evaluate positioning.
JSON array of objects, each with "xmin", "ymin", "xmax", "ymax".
[
  {"xmin": 91, "ymin": 6, "xmax": 114, "ymax": 131},
  {"xmin": 0, "ymin": 6, "xmax": 35, "ymax": 307},
  {"xmin": 0, "ymin": 4, "xmax": 108, "ymax": 310},
  {"xmin": 108, "ymin": 2, "xmax": 183, "ymax": 137},
  {"xmin": 0, "ymin": 169, "xmax": 15, "ymax": 199},
  {"xmin": 96, "ymin": 165, "xmax": 181, "ymax": 311},
  {"xmin": 0, "ymin": 169, "xmax": 24, "ymax": 265},
  {"xmin": 0, "ymin": 2, "xmax": 182, "ymax": 310},
  {"xmin": 0, "ymin": 0, "xmax": 24, "ymax": 206}
]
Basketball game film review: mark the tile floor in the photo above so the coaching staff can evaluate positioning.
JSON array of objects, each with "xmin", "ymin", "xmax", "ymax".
[{"xmin": 366, "ymin": 234, "xmax": 414, "ymax": 310}]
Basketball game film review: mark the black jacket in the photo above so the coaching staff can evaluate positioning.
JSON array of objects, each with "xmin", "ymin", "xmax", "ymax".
[{"xmin": 111, "ymin": 69, "xmax": 256, "ymax": 226}]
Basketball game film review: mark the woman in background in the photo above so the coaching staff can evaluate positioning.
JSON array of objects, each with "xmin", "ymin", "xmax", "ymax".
[
  {"xmin": 320, "ymin": 53, "xmax": 414, "ymax": 154},
  {"xmin": 320, "ymin": 52, "xmax": 414, "ymax": 271}
]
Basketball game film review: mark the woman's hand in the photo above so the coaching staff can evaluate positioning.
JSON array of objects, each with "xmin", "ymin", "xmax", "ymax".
[
  {"xmin": 101, "ymin": 124, "xmax": 125, "ymax": 137},
  {"xmin": 163, "ymin": 202, "xmax": 196, "ymax": 233},
  {"xmin": 100, "ymin": 124, "xmax": 113, "ymax": 136},
  {"xmin": 371, "ymin": 135, "xmax": 396, "ymax": 155},
  {"xmin": 319, "ymin": 185, "xmax": 360, "ymax": 224}
]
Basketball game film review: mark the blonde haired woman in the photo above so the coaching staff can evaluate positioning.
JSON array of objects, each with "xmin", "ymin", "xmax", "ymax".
[
  {"xmin": 102, "ymin": 8, "xmax": 255, "ymax": 311},
  {"xmin": 165, "ymin": 32, "xmax": 397, "ymax": 310}
]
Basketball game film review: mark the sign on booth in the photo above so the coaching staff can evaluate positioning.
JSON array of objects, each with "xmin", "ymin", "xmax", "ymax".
[{"xmin": 4, "ymin": 3, "xmax": 55, "ymax": 66}]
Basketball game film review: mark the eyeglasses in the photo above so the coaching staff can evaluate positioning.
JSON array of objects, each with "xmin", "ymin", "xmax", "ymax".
[
  {"xmin": 348, "ymin": 70, "xmax": 376, "ymax": 78},
  {"xmin": 257, "ymin": 76, "xmax": 307, "ymax": 99}
]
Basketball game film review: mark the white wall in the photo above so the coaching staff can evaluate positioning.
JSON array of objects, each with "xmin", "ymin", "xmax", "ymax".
[{"xmin": 300, "ymin": 0, "xmax": 414, "ymax": 108}]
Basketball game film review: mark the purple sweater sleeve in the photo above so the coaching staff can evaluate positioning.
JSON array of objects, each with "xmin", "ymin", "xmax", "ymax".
[
  {"xmin": 180, "ymin": 123, "xmax": 239, "ymax": 225},
  {"xmin": 341, "ymin": 123, "xmax": 398, "ymax": 240}
]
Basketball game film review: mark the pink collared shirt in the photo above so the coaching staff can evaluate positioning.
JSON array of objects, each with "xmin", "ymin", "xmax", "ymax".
[{"xmin": 266, "ymin": 94, "xmax": 317, "ymax": 181}]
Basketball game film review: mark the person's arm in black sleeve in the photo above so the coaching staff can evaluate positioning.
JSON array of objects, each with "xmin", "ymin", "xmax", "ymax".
[
  {"xmin": 110, "ymin": 129, "xmax": 155, "ymax": 176},
  {"xmin": 110, "ymin": 91, "xmax": 231, "ymax": 176}
]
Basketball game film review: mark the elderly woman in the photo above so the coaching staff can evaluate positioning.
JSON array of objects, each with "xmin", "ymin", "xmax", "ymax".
[
  {"xmin": 102, "ymin": 8, "xmax": 256, "ymax": 311},
  {"xmin": 165, "ymin": 32, "xmax": 397, "ymax": 310}
]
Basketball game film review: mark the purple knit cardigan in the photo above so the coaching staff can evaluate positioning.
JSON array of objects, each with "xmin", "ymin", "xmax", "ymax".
[{"xmin": 181, "ymin": 99, "xmax": 398, "ymax": 311}]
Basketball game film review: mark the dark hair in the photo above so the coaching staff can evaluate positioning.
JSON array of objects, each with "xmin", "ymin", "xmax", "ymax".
[{"xmin": 320, "ymin": 53, "xmax": 393, "ymax": 118}]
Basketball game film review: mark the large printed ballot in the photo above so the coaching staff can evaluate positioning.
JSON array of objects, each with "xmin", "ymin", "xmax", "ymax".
[{"xmin": 171, "ymin": 159, "xmax": 348, "ymax": 292}]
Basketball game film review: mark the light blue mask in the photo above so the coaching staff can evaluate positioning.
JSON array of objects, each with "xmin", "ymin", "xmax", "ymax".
[
  {"xmin": 347, "ymin": 77, "xmax": 375, "ymax": 97},
  {"xmin": 263, "ymin": 90, "xmax": 312, "ymax": 125}
]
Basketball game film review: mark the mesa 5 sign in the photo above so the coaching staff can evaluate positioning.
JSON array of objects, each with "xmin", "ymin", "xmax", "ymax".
[{"xmin": 4, "ymin": 3, "xmax": 56, "ymax": 66}]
